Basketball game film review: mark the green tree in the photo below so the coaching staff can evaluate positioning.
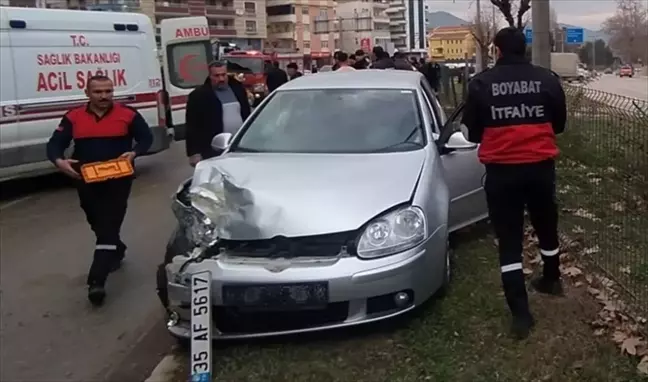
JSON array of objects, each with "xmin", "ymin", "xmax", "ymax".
[{"xmin": 578, "ymin": 39, "xmax": 615, "ymax": 68}]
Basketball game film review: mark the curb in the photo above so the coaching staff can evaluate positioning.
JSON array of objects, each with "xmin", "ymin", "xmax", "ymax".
[{"xmin": 143, "ymin": 354, "xmax": 182, "ymax": 382}]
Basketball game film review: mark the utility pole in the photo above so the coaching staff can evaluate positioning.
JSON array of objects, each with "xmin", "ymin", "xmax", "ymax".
[
  {"xmin": 531, "ymin": 0, "xmax": 551, "ymax": 69},
  {"xmin": 475, "ymin": 0, "xmax": 483, "ymax": 72}
]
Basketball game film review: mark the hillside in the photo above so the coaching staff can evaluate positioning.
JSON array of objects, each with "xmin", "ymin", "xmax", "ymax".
[{"xmin": 426, "ymin": 11, "xmax": 469, "ymax": 29}]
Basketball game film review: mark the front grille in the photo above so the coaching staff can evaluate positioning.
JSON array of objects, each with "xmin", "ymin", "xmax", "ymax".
[
  {"xmin": 216, "ymin": 231, "xmax": 357, "ymax": 258},
  {"xmin": 213, "ymin": 302, "xmax": 349, "ymax": 334}
]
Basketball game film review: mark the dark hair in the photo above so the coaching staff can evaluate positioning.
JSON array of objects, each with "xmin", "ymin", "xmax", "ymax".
[
  {"xmin": 272, "ymin": 61, "xmax": 280, "ymax": 68},
  {"xmin": 337, "ymin": 52, "xmax": 349, "ymax": 62},
  {"xmin": 208, "ymin": 60, "xmax": 226, "ymax": 69},
  {"xmin": 287, "ymin": 62, "xmax": 298, "ymax": 69},
  {"xmin": 372, "ymin": 46, "xmax": 384, "ymax": 55},
  {"xmin": 333, "ymin": 51, "xmax": 343, "ymax": 60},
  {"xmin": 494, "ymin": 27, "xmax": 527, "ymax": 57},
  {"xmin": 87, "ymin": 75, "xmax": 112, "ymax": 89},
  {"xmin": 349, "ymin": 54, "xmax": 356, "ymax": 60},
  {"xmin": 355, "ymin": 49, "xmax": 365, "ymax": 56}
]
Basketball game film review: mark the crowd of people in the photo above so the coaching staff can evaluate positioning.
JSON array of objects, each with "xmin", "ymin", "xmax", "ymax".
[{"xmin": 263, "ymin": 46, "xmax": 443, "ymax": 93}]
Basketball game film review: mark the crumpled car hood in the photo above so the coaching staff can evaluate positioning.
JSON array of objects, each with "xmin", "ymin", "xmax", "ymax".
[{"xmin": 190, "ymin": 151, "xmax": 426, "ymax": 240}]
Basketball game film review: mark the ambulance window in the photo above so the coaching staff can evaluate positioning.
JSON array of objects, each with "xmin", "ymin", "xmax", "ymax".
[{"xmin": 167, "ymin": 41, "xmax": 211, "ymax": 89}]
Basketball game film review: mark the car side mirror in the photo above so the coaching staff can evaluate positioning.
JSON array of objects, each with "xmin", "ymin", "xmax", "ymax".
[
  {"xmin": 211, "ymin": 132, "xmax": 232, "ymax": 151},
  {"xmin": 444, "ymin": 130, "xmax": 478, "ymax": 151}
]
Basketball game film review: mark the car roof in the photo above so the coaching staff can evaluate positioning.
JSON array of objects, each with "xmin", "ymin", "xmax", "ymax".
[{"xmin": 278, "ymin": 69, "xmax": 424, "ymax": 91}]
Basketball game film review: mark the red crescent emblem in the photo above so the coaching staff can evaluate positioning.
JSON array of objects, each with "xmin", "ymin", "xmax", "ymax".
[{"xmin": 178, "ymin": 54, "xmax": 208, "ymax": 83}]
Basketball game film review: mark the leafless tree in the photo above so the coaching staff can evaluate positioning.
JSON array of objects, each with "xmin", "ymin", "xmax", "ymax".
[
  {"xmin": 603, "ymin": 0, "xmax": 648, "ymax": 63},
  {"xmin": 490, "ymin": 0, "xmax": 531, "ymax": 30},
  {"xmin": 470, "ymin": 5, "xmax": 501, "ymax": 65}
]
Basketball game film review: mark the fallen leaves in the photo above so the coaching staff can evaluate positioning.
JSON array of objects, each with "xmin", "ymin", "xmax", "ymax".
[
  {"xmin": 639, "ymin": 356, "xmax": 648, "ymax": 375},
  {"xmin": 522, "ymin": 225, "xmax": 648, "ymax": 376}
]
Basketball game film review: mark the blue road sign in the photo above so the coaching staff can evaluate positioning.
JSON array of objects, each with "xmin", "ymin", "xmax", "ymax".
[
  {"xmin": 525, "ymin": 28, "xmax": 533, "ymax": 43},
  {"xmin": 565, "ymin": 27, "xmax": 584, "ymax": 44}
]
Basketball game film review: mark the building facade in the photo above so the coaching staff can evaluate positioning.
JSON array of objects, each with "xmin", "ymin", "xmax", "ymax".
[
  {"xmin": 265, "ymin": 0, "xmax": 337, "ymax": 57},
  {"xmin": 334, "ymin": 0, "xmax": 391, "ymax": 53},
  {"xmin": 8, "ymin": 0, "xmax": 267, "ymax": 50},
  {"xmin": 385, "ymin": 0, "xmax": 426, "ymax": 54},
  {"xmin": 427, "ymin": 26, "xmax": 476, "ymax": 63}
]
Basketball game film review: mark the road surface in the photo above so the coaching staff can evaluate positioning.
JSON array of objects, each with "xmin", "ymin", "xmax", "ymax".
[
  {"xmin": 585, "ymin": 74, "xmax": 648, "ymax": 101},
  {"xmin": 0, "ymin": 144, "xmax": 191, "ymax": 382}
]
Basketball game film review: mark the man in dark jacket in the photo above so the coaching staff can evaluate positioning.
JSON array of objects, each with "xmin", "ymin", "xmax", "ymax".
[
  {"xmin": 393, "ymin": 51, "xmax": 414, "ymax": 70},
  {"xmin": 420, "ymin": 59, "xmax": 441, "ymax": 92},
  {"xmin": 185, "ymin": 61, "xmax": 251, "ymax": 167},
  {"xmin": 353, "ymin": 49, "xmax": 370, "ymax": 69},
  {"xmin": 371, "ymin": 46, "xmax": 395, "ymax": 69},
  {"xmin": 286, "ymin": 62, "xmax": 303, "ymax": 80},
  {"xmin": 461, "ymin": 27, "xmax": 567, "ymax": 340},
  {"xmin": 265, "ymin": 61, "xmax": 288, "ymax": 93}
]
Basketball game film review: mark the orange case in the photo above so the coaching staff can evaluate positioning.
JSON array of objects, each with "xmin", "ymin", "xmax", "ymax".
[{"xmin": 81, "ymin": 158, "xmax": 134, "ymax": 183}]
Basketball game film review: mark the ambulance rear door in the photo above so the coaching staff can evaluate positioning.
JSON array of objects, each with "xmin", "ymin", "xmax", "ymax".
[{"xmin": 159, "ymin": 16, "xmax": 211, "ymax": 141}]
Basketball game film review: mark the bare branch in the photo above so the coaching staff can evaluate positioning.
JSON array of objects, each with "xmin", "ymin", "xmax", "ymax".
[
  {"xmin": 490, "ymin": 0, "xmax": 515, "ymax": 28},
  {"xmin": 517, "ymin": 0, "xmax": 531, "ymax": 29}
]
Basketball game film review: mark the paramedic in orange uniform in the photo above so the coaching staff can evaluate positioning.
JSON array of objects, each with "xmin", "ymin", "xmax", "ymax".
[{"xmin": 46, "ymin": 75, "xmax": 153, "ymax": 306}]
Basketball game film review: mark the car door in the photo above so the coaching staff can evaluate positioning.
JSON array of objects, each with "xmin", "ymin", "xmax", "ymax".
[{"xmin": 420, "ymin": 81, "xmax": 488, "ymax": 231}]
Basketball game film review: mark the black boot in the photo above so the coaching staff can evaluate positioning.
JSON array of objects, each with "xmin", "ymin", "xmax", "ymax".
[
  {"xmin": 531, "ymin": 276, "xmax": 564, "ymax": 296},
  {"xmin": 511, "ymin": 313, "xmax": 535, "ymax": 339},
  {"xmin": 109, "ymin": 242, "xmax": 127, "ymax": 273},
  {"xmin": 88, "ymin": 285, "xmax": 106, "ymax": 306}
]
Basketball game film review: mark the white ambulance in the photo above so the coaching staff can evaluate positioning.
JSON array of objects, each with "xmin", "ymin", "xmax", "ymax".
[{"xmin": 0, "ymin": 7, "xmax": 212, "ymax": 181}]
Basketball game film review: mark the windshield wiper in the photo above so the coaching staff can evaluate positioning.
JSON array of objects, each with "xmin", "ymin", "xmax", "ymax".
[{"xmin": 370, "ymin": 126, "xmax": 424, "ymax": 153}]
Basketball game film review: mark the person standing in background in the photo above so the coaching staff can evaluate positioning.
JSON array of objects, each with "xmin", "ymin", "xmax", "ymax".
[
  {"xmin": 286, "ymin": 62, "xmax": 303, "ymax": 80},
  {"xmin": 335, "ymin": 52, "xmax": 356, "ymax": 72},
  {"xmin": 185, "ymin": 61, "xmax": 251, "ymax": 167},
  {"xmin": 265, "ymin": 61, "xmax": 288, "ymax": 93},
  {"xmin": 46, "ymin": 75, "xmax": 153, "ymax": 306}
]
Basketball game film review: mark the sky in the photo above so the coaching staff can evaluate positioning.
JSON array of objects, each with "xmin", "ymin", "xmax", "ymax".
[{"xmin": 426, "ymin": 0, "xmax": 619, "ymax": 30}]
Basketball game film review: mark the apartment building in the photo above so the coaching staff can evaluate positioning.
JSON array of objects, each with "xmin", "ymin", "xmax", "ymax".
[
  {"xmin": 266, "ymin": 0, "xmax": 337, "ymax": 57},
  {"xmin": 385, "ymin": 0, "xmax": 426, "ymax": 54},
  {"xmin": 428, "ymin": 26, "xmax": 476, "ymax": 63},
  {"xmin": 334, "ymin": 0, "xmax": 392, "ymax": 53},
  {"xmin": 7, "ymin": 0, "xmax": 267, "ymax": 50}
]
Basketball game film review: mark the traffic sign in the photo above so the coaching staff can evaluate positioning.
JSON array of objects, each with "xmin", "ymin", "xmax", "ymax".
[
  {"xmin": 525, "ymin": 28, "xmax": 533, "ymax": 43},
  {"xmin": 565, "ymin": 27, "xmax": 584, "ymax": 44}
]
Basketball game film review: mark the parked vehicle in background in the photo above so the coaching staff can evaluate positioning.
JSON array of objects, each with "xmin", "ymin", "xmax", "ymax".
[
  {"xmin": 222, "ymin": 50, "xmax": 269, "ymax": 107},
  {"xmin": 618, "ymin": 65, "xmax": 634, "ymax": 78},
  {"xmin": 0, "ymin": 6, "xmax": 173, "ymax": 181},
  {"xmin": 159, "ymin": 70, "xmax": 489, "ymax": 341},
  {"xmin": 550, "ymin": 53, "xmax": 580, "ymax": 82}
]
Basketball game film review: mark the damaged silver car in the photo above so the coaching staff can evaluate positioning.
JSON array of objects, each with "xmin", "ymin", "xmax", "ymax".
[{"xmin": 157, "ymin": 70, "xmax": 489, "ymax": 340}]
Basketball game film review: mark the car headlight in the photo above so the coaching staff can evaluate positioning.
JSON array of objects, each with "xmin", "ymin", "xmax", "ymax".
[
  {"xmin": 357, "ymin": 206, "xmax": 427, "ymax": 259},
  {"xmin": 171, "ymin": 186, "xmax": 219, "ymax": 248}
]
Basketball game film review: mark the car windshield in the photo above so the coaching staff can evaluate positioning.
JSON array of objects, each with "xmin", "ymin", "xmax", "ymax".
[
  {"xmin": 232, "ymin": 88, "xmax": 424, "ymax": 154},
  {"xmin": 225, "ymin": 57, "xmax": 265, "ymax": 74}
]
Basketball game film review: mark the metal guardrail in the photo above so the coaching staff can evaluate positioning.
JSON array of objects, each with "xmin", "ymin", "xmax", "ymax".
[{"xmin": 438, "ymin": 77, "xmax": 648, "ymax": 320}]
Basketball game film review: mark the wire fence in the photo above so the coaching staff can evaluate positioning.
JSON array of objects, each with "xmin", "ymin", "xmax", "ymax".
[{"xmin": 439, "ymin": 75, "xmax": 648, "ymax": 321}]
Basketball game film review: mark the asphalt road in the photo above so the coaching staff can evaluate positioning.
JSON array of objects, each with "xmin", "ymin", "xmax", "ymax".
[
  {"xmin": 585, "ymin": 73, "xmax": 648, "ymax": 101},
  {"xmin": 0, "ymin": 144, "xmax": 191, "ymax": 382}
]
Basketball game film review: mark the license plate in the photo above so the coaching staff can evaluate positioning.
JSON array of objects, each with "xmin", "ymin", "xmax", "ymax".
[
  {"xmin": 80, "ymin": 158, "xmax": 134, "ymax": 183},
  {"xmin": 222, "ymin": 282, "xmax": 329, "ymax": 308},
  {"xmin": 190, "ymin": 271, "xmax": 212, "ymax": 382}
]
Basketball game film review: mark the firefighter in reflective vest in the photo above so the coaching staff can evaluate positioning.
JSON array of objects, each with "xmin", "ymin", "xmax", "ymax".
[
  {"xmin": 461, "ymin": 27, "xmax": 567, "ymax": 339},
  {"xmin": 46, "ymin": 75, "xmax": 153, "ymax": 306}
]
